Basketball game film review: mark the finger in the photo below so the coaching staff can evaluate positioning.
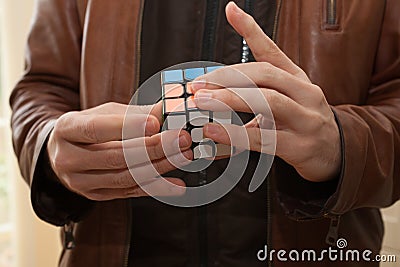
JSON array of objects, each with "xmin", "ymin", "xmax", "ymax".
[
  {"xmin": 81, "ymin": 102, "xmax": 162, "ymax": 119},
  {"xmin": 225, "ymin": 2, "xmax": 309, "ymax": 81},
  {"xmin": 85, "ymin": 178, "xmax": 186, "ymax": 200},
  {"xmin": 130, "ymin": 149, "xmax": 193, "ymax": 185},
  {"xmin": 204, "ymin": 123, "xmax": 295, "ymax": 157},
  {"xmin": 57, "ymin": 112, "xmax": 160, "ymax": 144},
  {"xmin": 188, "ymin": 80, "xmax": 224, "ymax": 92},
  {"xmin": 125, "ymin": 101, "xmax": 164, "ymax": 123},
  {"xmin": 193, "ymin": 62, "xmax": 315, "ymax": 102},
  {"xmin": 194, "ymin": 88, "xmax": 305, "ymax": 126},
  {"xmin": 80, "ymin": 102, "xmax": 129, "ymax": 115},
  {"xmin": 190, "ymin": 66, "xmax": 254, "ymax": 92},
  {"xmin": 72, "ymin": 149, "xmax": 193, "ymax": 190},
  {"xmin": 203, "ymin": 123, "xmax": 277, "ymax": 155},
  {"xmin": 246, "ymin": 113, "xmax": 275, "ymax": 130},
  {"xmin": 124, "ymin": 130, "xmax": 192, "ymax": 167},
  {"xmin": 73, "ymin": 130, "xmax": 192, "ymax": 171}
]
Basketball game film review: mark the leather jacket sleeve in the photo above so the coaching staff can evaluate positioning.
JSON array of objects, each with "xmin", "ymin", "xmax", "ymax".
[
  {"xmin": 277, "ymin": 0, "xmax": 400, "ymax": 219},
  {"xmin": 329, "ymin": 0, "xmax": 400, "ymax": 213},
  {"xmin": 9, "ymin": 0, "xmax": 93, "ymax": 226}
]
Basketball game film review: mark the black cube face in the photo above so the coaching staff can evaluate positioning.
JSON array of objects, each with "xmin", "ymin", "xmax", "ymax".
[{"xmin": 161, "ymin": 67, "xmax": 234, "ymax": 159}]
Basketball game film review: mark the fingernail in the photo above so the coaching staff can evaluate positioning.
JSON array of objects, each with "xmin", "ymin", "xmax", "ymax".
[
  {"xmin": 145, "ymin": 117, "xmax": 159, "ymax": 135},
  {"xmin": 182, "ymin": 149, "xmax": 193, "ymax": 160},
  {"xmin": 204, "ymin": 123, "xmax": 222, "ymax": 136},
  {"xmin": 191, "ymin": 80, "xmax": 206, "ymax": 91},
  {"xmin": 178, "ymin": 134, "xmax": 191, "ymax": 148},
  {"xmin": 194, "ymin": 91, "xmax": 213, "ymax": 105},
  {"xmin": 229, "ymin": 1, "xmax": 241, "ymax": 14},
  {"xmin": 172, "ymin": 185, "xmax": 186, "ymax": 195},
  {"xmin": 145, "ymin": 117, "xmax": 158, "ymax": 132}
]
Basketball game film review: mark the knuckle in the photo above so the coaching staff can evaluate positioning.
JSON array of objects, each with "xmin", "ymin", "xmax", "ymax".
[
  {"xmin": 311, "ymin": 91, "xmax": 328, "ymax": 110},
  {"xmin": 52, "ymin": 152, "xmax": 71, "ymax": 173},
  {"xmin": 127, "ymin": 186, "xmax": 144, "ymax": 197},
  {"xmin": 243, "ymin": 15, "xmax": 257, "ymax": 37},
  {"xmin": 153, "ymin": 160, "xmax": 170, "ymax": 175},
  {"xmin": 137, "ymin": 105, "xmax": 151, "ymax": 114},
  {"xmin": 113, "ymin": 172, "xmax": 134, "ymax": 187},
  {"xmin": 103, "ymin": 102, "xmax": 120, "ymax": 110},
  {"xmin": 296, "ymin": 69, "xmax": 308, "ymax": 80},
  {"xmin": 104, "ymin": 102, "xmax": 116, "ymax": 108},
  {"xmin": 316, "ymin": 90, "xmax": 328, "ymax": 107},
  {"xmin": 148, "ymin": 136, "xmax": 165, "ymax": 159},
  {"xmin": 266, "ymin": 90, "xmax": 281, "ymax": 105},
  {"xmin": 105, "ymin": 148, "xmax": 124, "ymax": 169},
  {"xmin": 54, "ymin": 112, "xmax": 75, "ymax": 138},
  {"xmin": 253, "ymin": 129, "xmax": 263, "ymax": 147},
  {"xmin": 63, "ymin": 176, "xmax": 83, "ymax": 192},
  {"xmin": 79, "ymin": 117, "xmax": 99, "ymax": 143},
  {"xmin": 259, "ymin": 63, "xmax": 276, "ymax": 82},
  {"xmin": 224, "ymin": 89, "xmax": 236, "ymax": 104},
  {"xmin": 130, "ymin": 104, "xmax": 151, "ymax": 115},
  {"xmin": 260, "ymin": 62, "xmax": 273, "ymax": 74},
  {"xmin": 268, "ymin": 43, "xmax": 282, "ymax": 56},
  {"xmin": 311, "ymin": 84, "xmax": 324, "ymax": 95}
]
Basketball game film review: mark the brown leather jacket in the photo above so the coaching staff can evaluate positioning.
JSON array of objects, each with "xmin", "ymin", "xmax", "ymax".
[{"xmin": 10, "ymin": 0, "xmax": 400, "ymax": 266}]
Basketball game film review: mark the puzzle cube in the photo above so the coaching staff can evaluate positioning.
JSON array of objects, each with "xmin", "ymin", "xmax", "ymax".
[{"xmin": 161, "ymin": 66, "xmax": 234, "ymax": 159}]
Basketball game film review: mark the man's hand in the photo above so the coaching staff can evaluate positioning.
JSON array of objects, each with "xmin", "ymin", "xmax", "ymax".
[
  {"xmin": 47, "ymin": 102, "xmax": 192, "ymax": 201},
  {"xmin": 191, "ymin": 2, "xmax": 341, "ymax": 182}
]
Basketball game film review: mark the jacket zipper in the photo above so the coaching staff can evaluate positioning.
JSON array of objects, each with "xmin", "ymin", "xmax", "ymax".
[
  {"xmin": 123, "ymin": 1, "xmax": 145, "ymax": 266},
  {"xmin": 326, "ymin": 0, "xmax": 337, "ymax": 25},
  {"xmin": 241, "ymin": 0, "xmax": 255, "ymax": 63},
  {"xmin": 268, "ymin": 2, "xmax": 282, "ymax": 267},
  {"xmin": 325, "ymin": 214, "xmax": 341, "ymax": 246},
  {"xmin": 122, "ymin": 200, "xmax": 133, "ymax": 267},
  {"xmin": 199, "ymin": 1, "xmax": 220, "ymax": 266},
  {"xmin": 133, "ymin": 0, "xmax": 145, "ymax": 94},
  {"xmin": 240, "ymin": 0, "xmax": 276, "ymax": 265},
  {"xmin": 202, "ymin": 0, "xmax": 220, "ymax": 61},
  {"xmin": 272, "ymin": 0, "xmax": 282, "ymax": 41},
  {"xmin": 63, "ymin": 221, "xmax": 76, "ymax": 250},
  {"xmin": 198, "ymin": 170, "xmax": 208, "ymax": 267},
  {"xmin": 240, "ymin": 3, "xmax": 272, "ymax": 267}
]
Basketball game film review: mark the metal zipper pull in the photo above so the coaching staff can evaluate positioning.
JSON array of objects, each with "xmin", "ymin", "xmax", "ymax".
[
  {"xmin": 64, "ymin": 222, "xmax": 76, "ymax": 250},
  {"xmin": 327, "ymin": 0, "xmax": 337, "ymax": 25},
  {"xmin": 241, "ymin": 0, "xmax": 254, "ymax": 63},
  {"xmin": 242, "ymin": 39, "xmax": 250, "ymax": 63},
  {"xmin": 325, "ymin": 215, "xmax": 341, "ymax": 246}
]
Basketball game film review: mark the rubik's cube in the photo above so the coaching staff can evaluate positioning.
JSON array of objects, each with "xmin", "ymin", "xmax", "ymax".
[{"xmin": 161, "ymin": 66, "xmax": 233, "ymax": 159}]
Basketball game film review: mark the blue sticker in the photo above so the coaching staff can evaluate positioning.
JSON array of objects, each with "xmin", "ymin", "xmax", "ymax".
[
  {"xmin": 184, "ymin": 68, "xmax": 205, "ymax": 81},
  {"xmin": 163, "ymin": 70, "xmax": 183, "ymax": 83},
  {"xmin": 206, "ymin": 66, "xmax": 223, "ymax": 73}
]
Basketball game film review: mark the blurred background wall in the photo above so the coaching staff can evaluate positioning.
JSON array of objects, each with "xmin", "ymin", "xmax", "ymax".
[{"xmin": 0, "ymin": 0, "xmax": 61, "ymax": 266}]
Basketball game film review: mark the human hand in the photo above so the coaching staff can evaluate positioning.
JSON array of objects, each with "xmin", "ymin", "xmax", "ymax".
[
  {"xmin": 191, "ymin": 2, "xmax": 341, "ymax": 182},
  {"xmin": 47, "ymin": 102, "xmax": 192, "ymax": 201}
]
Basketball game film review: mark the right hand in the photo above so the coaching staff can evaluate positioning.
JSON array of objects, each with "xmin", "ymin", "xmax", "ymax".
[{"xmin": 47, "ymin": 102, "xmax": 193, "ymax": 201}]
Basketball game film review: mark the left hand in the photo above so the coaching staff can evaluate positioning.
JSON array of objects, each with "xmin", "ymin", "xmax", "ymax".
[{"xmin": 191, "ymin": 2, "xmax": 341, "ymax": 183}]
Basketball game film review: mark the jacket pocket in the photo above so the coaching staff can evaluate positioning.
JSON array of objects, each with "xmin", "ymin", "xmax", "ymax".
[{"xmin": 323, "ymin": 0, "xmax": 341, "ymax": 30}]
